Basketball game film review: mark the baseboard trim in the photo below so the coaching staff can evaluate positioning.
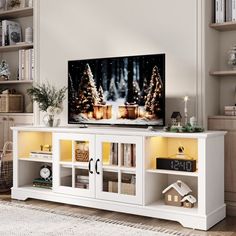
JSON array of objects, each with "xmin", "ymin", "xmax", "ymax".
[{"xmin": 226, "ymin": 201, "xmax": 236, "ymax": 216}]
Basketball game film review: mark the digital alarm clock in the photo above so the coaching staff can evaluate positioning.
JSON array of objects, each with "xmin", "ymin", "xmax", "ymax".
[{"xmin": 156, "ymin": 158, "xmax": 197, "ymax": 172}]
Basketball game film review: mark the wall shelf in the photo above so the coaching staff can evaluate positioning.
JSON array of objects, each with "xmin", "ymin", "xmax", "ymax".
[
  {"xmin": 0, "ymin": 80, "xmax": 33, "ymax": 84},
  {"xmin": 0, "ymin": 7, "xmax": 33, "ymax": 20},
  {"xmin": 0, "ymin": 43, "xmax": 33, "ymax": 53},
  {"xmin": 210, "ymin": 21, "xmax": 236, "ymax": 31},
  {"xmin": 210, "ymin": 70, "xmax": 236, "ymax": 76}
]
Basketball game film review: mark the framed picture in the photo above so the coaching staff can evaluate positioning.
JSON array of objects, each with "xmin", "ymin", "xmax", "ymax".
[{"xmin": 7, "ymin": 0, "xmax": 26, "ymax": 10}]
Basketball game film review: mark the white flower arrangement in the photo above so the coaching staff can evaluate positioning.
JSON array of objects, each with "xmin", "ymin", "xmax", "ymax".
[{"xmin": 46, "ymin": 106, "xmax": 62, "ymax": 116}]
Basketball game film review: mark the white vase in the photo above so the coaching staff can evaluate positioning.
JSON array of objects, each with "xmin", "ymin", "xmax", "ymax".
[{"xmin": 43, "ymin": 114, "xmax": 60, "ymax": 127}]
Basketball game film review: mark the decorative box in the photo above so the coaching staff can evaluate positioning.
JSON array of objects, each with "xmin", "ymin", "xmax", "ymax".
[
  {"xmin": 224, "ymin": 106, "xmax": 236, "ymax": 116},
  {"xmin": 0, "ymin": 94, "xmax": 23, "ymax": 113}
]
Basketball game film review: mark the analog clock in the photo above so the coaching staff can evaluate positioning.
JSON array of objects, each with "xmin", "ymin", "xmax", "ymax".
[{"xmin": 40, "ymin": 165, "xmax": 52, "ymax": 180}]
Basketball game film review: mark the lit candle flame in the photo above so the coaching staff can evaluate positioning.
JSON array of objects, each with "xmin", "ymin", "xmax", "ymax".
[{"xmin": 184, "ymin": 96, "xmax": 189, "ymax": 102}]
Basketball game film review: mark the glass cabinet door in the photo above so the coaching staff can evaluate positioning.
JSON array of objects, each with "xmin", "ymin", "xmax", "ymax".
[
  {"xmin": 95, "ymin": 135, "xmax": 143, "ymax": 205},
  {"xmin": 53, "ymin": 133, "xmax": 95, "ymax": 198}
]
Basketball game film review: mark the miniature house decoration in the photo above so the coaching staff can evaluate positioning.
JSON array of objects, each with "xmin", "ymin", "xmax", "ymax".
[
  {"xmin": 162, "ymin": 180, "xmax": 197, "ymax": 208},
  {"xmin": 171, "ymin": 112, "xmax": 182, "ymax": 126},
  {"xmin": 181, "ymin": 195, "xmax": 197, "ymax": 208}
]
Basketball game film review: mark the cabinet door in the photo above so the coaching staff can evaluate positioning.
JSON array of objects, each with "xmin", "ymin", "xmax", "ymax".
[
  {"xmin": 95, "ymin": 135, "xmax": 143, "ymax": 205},
  {"xmin": 225, "ymin": 131, "xmax": 236, "ymax": 195},
  {"xmin": 0, "ymin": 115, "xmax": 8, "ymax": 150},
  {"xmin": 53, "ymin": 133, "xmax": 96, "ymax": 198}
]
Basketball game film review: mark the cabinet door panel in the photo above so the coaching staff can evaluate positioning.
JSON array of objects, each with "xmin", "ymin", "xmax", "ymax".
[
  {"xmin": 95, "ymin": 135, "xmax": 143, "ymax": 205},
  {"xmin": 225, "ymin": 131, "xmax": 236, "ymax": 193},
  {"xmin": 53, "ymin": 133, "xmax": 96, "ymax": 198},
  {"xmin": 209, "ymin": 118, "xmax": 236, "ymax": 202}
]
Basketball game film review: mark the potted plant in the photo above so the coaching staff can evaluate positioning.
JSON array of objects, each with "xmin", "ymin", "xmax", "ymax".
[{"xmin": 27, "ymin": 83, "xmax": 67, "ymax": 127}]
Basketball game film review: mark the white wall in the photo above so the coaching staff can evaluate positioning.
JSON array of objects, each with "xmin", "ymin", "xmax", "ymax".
[{"xmin": 37, "ymin": 0, "xmax": 202, "ymax": 125}]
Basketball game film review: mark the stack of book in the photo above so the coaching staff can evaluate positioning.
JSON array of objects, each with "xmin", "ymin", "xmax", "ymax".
[
  {"xmin": 33, "ymin": 178, "xmax": 52, "ymax": 189},
  {"xmin": 75, "ymin": 175, "xmax": 89, "ymax": 189},
  {"xmin": 29, "ymin": 151, "xmax": 52, "ymax": 160},
  {"xmin": 215, "ymin": 0, "xmax": 236, "ymax": 23},
  {"xmin": 19, "ymin": 49, "xmax": 34, "ymax": 81}
]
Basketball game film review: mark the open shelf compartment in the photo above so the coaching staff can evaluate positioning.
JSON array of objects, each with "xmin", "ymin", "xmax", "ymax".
[
  {"xmin": 18, "ymin": 131, "xmax": 52, "ymax": 161},
  {"xmin": 145, "ymin": 136, "xmax": 198, "ymax": 176},
  {"xmin": 144, "ymin": 172, "xmax": 198, "ymax": 212},
  {"xmin": 18, "ymin": 160, "xmax": 52, "ymax": 190}
]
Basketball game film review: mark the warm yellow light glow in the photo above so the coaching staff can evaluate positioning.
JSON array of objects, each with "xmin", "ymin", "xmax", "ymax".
[
  {"xmin": 60, "ymin": 140, "xmax": 72, "ymax": 162},
  {"xmin": 148, "ymin": 137, "xmax": 198, "ymax": 169},
  {"xmin": 102, "ymin": 142, "xmax": 111, "ymax": 165},
  {"xmin": 18, "ymin": 132, "xmax": 52, "ymax": 158},
  {"xmin": 184, "ymin": 96, "xmax": 189, "ymax": 102}
]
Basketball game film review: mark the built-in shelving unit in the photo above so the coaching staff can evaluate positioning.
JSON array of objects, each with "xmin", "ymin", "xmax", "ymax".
[{"xmin": 0, "ymin": 5, "xmax": 34, "ymax": 151}]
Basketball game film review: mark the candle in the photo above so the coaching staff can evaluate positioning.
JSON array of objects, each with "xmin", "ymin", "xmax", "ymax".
[{"xmin": 184, "ymin": 96, "xmax": 189, "ymax": 125}]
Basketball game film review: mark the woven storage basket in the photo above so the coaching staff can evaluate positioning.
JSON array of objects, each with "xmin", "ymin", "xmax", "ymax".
[
  {"xmin": 0, "ymin": 142, "xmax": 13, "ymax": 192},
  {"xmin": 0, "ymin": 94, "xmax": 23, "ymax": 113},
  {"xmin": 75, "ymin": 149, "xmax": 89, "ymax": 162}
]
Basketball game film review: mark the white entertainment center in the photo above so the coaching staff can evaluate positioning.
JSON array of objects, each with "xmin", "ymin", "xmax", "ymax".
[{"xmin": 11, "ymin": 126, "xmax": 226, "ymax": 230}]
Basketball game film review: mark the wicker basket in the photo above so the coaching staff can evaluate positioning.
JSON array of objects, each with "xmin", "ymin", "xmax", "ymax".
[
  {"xmin": 0, "ymin": 142, "xmax": 13, "ymax": 192},
  {"xmin": 75, "ymin": 149, "xmax": 89, "ymax": 162},
  {"xmin": 0, "ymin": 94, "xmax": 23, "ymax": 113}
]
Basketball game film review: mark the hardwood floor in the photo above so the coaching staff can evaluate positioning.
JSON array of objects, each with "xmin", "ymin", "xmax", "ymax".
[{"xmin": 1, "ymin": 192, "xmax": 236, "ymax": 235}]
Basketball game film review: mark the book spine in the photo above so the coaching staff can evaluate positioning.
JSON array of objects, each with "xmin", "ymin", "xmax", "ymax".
[
  {"xmin": 19, "ymin": 50, "xmax": 22, "ymax": 80},
  {"xmin": 222, "ymin": 0, "xmax": 226, "ymax": 22},
  {"xmin": 226, "ymin": 0, "xmax": 232, "ymax": 21},
  {"xmin": 110, "ymin": 143, "xmax": 113, "ymax": 165},
  {"xmin": 31, "ymin": 49, "xmax": 34, "ymax": 81},
  {"xmin": 219, "ymin": 0, "xmax": 225, "ymax": 22},
  {"xmin": 233, "ymin": 0, "xmax": 236, "ymax": 20},
  {"xmin": 21, "ymin": 49, "xmax": 25, "ymax": 80},
  {"xmin": 25, "ymin": 50, "xmax": 29, "ymax": 80},
  {"xmin": 215, "ymin": 0, "xmax": 219, "ymax": 23},
  {"xmin": 2, "ymin": 21, "xmax": 5, "ymax": 46}
]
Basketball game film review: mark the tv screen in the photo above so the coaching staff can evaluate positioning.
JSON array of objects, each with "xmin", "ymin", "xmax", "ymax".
[{"xmin": 68, "ymin": 54, "xmax": 165, "ymax": 127}]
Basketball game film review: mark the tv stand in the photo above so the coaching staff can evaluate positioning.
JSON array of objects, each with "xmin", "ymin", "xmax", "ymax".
[{"xmin": 11, "ymin": 126, "xmax": 226, "ymax": 230}]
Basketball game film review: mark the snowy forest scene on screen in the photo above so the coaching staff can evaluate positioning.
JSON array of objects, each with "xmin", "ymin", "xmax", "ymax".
[{"xmin": 68, "ymin": 54, "xmax": 165, "ymax": 126}]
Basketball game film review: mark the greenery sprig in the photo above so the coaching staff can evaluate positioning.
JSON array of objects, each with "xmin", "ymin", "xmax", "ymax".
[{"xmin": 27, "ymin": 83, "xmax": 67, "ymax": 112}]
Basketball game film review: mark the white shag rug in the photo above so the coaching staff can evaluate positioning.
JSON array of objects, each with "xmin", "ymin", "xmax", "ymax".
[{"xmin": 0, "ymin": 201, "xmax": 197, "ymax": 236}]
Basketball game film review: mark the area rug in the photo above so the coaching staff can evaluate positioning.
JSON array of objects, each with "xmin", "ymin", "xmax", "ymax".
[{"xmin": 0, "ymin": 201, "xmax": 198, "ymax": 236}]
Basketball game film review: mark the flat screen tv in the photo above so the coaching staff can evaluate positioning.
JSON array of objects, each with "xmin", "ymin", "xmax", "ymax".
[{"xmin": 68, "ymin": 54, "xmax": 165, "ymax": 127}]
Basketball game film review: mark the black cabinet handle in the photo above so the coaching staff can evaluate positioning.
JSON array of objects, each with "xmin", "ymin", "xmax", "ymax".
[
  {"xmin": 88, "ymin": 158, "xmax": 93, "ymax": 174},
  {"xmin": 95, "ymin": 159, "xmax": 100, "ymax": 174}
]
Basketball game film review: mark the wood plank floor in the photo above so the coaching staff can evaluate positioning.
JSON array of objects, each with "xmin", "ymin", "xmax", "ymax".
[{"xmin": 1, "ymin": 192, "xmax": 236, "ymax": 236}]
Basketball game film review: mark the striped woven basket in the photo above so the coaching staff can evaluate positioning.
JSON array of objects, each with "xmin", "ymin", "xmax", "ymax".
[{"xmin": 0, "ymin": 141, "xmax": 13, "ymax": 192}]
